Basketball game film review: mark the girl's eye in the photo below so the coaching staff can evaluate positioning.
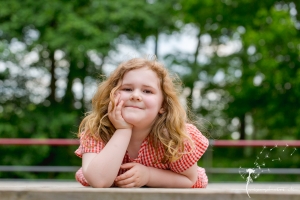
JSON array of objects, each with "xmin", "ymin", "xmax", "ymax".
[
  {"xmin": 144, "ymin": 90, "xmax": 152, "ymax": 94},
  {"xmin": 122, "ymin": 88, "xmax": 132, "ymax": 91}
]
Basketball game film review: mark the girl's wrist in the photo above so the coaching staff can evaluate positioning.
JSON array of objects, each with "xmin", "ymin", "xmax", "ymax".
[
  {"xmin": 115, "ymin": 128, "xmax": 132, "ymax": 135},
  {"xmin": 113, "ymin": 122, "xmax": 133, "ymax": 130},
  {"xmin": 117, "ymin": 127, "xmax": 132, "ymax": 131}
]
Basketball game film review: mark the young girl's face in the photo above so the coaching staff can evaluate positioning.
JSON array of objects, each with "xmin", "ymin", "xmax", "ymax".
[{"xmin": 117, "ymin": 67, "xmax": 164, "ymax": 128}]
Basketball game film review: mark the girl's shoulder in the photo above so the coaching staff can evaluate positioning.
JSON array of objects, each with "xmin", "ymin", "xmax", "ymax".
[
  {"xmin": 185, "ymin": 123, "xmax": 209, "ymax": 147},
  {"xmin": 168, "ymin": 123, "xmax": 209, "ymax": 173},
  {"xmin": 185, "ymin": 123, "xmax": 202, "ymax": 136},
  {"xmin": 185, "ymin": 123, "xmax": 198, "ymax": 132},
  {"xmin": 75, "ymin": 131, "xmax": 105, "ymax": 158}
]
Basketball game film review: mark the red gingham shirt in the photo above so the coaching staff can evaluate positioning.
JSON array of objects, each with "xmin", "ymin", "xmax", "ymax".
[{"xmin": 75, "ymin": 123, "xmax": 209, "ymax": 188}]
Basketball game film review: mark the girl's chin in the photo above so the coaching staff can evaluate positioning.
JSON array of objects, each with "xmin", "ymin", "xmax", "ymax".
[
  {"xmin": 123, "ymin": 118, "xmax": 140, "ymax": 126},
  {"xmin": 122, "ymin": 112, "xmax": 156, "ymax": 127}
]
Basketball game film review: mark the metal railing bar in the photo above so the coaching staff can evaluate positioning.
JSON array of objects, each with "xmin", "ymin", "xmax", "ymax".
[
  {"xmin": 206, "ymin": 168, "xmax": 300, "ymax": 174},
  {"xmin": 210, "ymin": 140, "xmax": 300, "ymax": 147},
  {"xmin": 0, "ymin": 139, "xmax": 79, "ymax": 146},
  {"xmin": 1, "ymin": 139, "xmax": 300, "ymax": 146},
  {"xmin": 0, "ymin": 166, "xmax": 80, "ymax": 172}
]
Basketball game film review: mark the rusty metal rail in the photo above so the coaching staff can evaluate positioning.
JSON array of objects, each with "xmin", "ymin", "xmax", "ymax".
[
  {"xmin": 0, "ymin": 138, "xmax": 79, "ymax": 146},
  {"xmin": 1, "ymin": 138, "xmax": 299, "ymax": 174}
]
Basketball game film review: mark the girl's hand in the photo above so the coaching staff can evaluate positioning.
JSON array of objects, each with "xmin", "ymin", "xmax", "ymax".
[
  {"xmin": 114, "ymin": 163, "xmax": 150, "ymax": 188},
  {"xmin": 108, "ymin": 93, "xmax": 132, "ymax": 130}
]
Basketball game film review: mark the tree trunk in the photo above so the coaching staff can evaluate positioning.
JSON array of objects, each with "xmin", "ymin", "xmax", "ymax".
[
  {"xmin": 239, "ymin": 114, "xmax": 246, "ymax": 140},
  {"xmin": 193, "ymin": 32, "xmax": 201, "ymax": 66},
  {"xmin": 187, "ymin": 31, "xmax": 202, "ymax": 111},
  {"xmin": 154, "ymin": 29, "xmax": 159, "ymax": 57},
  {"xmin": 48, "ymin": 50, "xmax": 56, "ymax": 103},
  {"xmin": 62, "ymin": 58, "xmax": 76, "ymax": 110},
  {"xmin": 80, "ymin": 55, "xmax": 88, "ymax": 112}
]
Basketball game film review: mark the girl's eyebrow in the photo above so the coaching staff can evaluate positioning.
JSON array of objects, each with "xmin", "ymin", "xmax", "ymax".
[{"xmin": 121, "ymin": 83, "xmax": 157, "ymax": 89}]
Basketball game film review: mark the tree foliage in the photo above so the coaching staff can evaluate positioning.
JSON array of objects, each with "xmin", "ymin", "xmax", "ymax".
[{"xmin": 0, "ymin": 0, "xmax": 299, "ymax": 181}]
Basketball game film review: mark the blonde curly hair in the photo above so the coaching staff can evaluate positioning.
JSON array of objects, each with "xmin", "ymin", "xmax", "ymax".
[{"xmin": 78, "ymin": 57, "xmax": 193, "ymax": 163}]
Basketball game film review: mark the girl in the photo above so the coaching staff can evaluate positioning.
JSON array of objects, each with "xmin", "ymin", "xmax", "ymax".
[{"xmin": 75, "ymin": 57, "xmax": 209, "ymax": 188}]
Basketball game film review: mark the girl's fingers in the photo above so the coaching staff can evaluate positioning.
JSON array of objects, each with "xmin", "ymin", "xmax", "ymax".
[
  {"xmin": 115, "ymin": 169, "xmax": 135, "ymax": 182},
  {"xmin": 109, "ymin": 93, "xmax": 120, "ymax": 114},
  {"xmin": 115, "ymin": 93, "xmax": 120, "ymax": 104},
  {"xmin": 115, "ymin": 175, "xmax": 135, "ymax": 187},
  {"xmin": 108, "ymin": 92, "xmax": 131, "ymax": 129},
  {"xmin": 120, "ymin": 162, "xmax": 136, "ymax": 169},
  {"xmin": 115, "ymin": 100, "xmax": 123, "ymax": 118},
  {"xmin": 118, "ymin": 182, "xmax": 136, "ymax": 188}
]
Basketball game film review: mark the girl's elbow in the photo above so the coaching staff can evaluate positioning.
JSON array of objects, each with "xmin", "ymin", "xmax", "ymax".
[
  {"xmin": 89, "ymin": 177, "xmax": 113, "ymax": 188},
  {"xmin": 188, "ymin": 174, "xmax": 198, "ymax": 187},
  {"xmin": 88, "ymin": 177, "xmax": 114, "ymax": 188},
  {"xmin": 186, "ymin": 179, "xmax": 197, "ymax": 188},
  {"xmin": 90, "ymin": 181, "xmax": 112, "ymax": 188},
  {"xmin": 83, "ymin": 172, "xmax": 113, "ymax": 188},
  {"xmin": 185, "ymin": 174, "xmax": 198, "ymax": 188}
]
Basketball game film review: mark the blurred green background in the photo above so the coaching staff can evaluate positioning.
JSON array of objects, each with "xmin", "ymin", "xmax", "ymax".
[{"xmin": 0, "ymin": 0, "xmax": 299, "ymax": 182}]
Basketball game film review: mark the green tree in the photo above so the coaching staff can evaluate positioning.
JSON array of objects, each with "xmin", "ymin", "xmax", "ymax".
[
  {"xmin": 173, "ymin": 0, "xmax": 300, "ymax": 142},
  {"xmin": 0, "ymin": 0, "xmax": 179, "ymax": 179}
]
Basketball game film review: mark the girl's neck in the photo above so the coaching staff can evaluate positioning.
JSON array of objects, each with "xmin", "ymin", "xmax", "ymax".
[
  {"xmin": 130, "ymin": 126, "xmax": 151, "ymax": 143},
  {"xmin": 126, "ymin": 126, "xmax": 151, "ymax": 159}
]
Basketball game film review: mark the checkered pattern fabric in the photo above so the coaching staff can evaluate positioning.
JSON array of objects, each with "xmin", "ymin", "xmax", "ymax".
[{"xmin": 75, "ymin": 123, "xmax": 209, "ymax": 188}]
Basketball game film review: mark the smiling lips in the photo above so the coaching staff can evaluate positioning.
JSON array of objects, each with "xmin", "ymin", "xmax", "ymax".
[{"xmin": 125, "ymin": 105, "xmax": 143, "ymax": 109}]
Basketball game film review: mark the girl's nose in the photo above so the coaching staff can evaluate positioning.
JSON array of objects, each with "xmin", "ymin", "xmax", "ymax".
[{"xmin": 130, "ymin": 90, "xmax": 142, "ymax": 101}]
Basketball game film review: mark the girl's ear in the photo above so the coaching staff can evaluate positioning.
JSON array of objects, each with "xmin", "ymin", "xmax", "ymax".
[{"xmin": 159, "ymin": 108, "xmax": 165, "ymax": 114}]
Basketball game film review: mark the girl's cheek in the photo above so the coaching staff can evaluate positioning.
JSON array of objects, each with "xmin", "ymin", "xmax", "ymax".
[{"xmin": 118, "ymin": 92, "xmax": 127, "ymax": 102}]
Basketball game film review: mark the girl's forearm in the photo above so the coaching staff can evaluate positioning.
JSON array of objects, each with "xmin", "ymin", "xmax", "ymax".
[
  {"xmin": 146, "ymin": 167, "xmax": 196, "ymax": 188},
  {"xmin": 84, "ymin": 129, "xmax": 132, "ymax": 187}
]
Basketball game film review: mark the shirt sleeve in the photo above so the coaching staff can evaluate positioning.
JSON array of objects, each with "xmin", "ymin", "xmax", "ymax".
[
  {"xmin": 191, "ymin": 167, "xmax": 208, "ymax": 188},
  {"xmin": 74, "ymin": 132, "xmax": 105, "ymax": 158},
  {"xmin": 169, "ymin": 123, "xmax": 209, "ymax": 173},
  {"xmin": 75, "ymin": 167, "xmax": 90, "ymax": 186}
]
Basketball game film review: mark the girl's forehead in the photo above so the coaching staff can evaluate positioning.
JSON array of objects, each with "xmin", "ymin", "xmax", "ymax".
[
  {"xmin": 121, "ymin": 67, "xmax": 161, "ymax": 87},
  {"xmin": 124, "ymin": 67, "xmax": 158, "ymax": 78}
]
